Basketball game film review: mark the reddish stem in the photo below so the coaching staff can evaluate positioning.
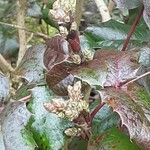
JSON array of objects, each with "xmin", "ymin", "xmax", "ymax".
[
  {"xmin": 122, "ymin": 70, "xmax": 150, "ymax": 87},
  {"xmin": 121, "ymin": 6, "xmax": 144, "ymax": 51},
  {"xmin": 90, "ymin": 102, "xmax": 105, "ymax": 122}
]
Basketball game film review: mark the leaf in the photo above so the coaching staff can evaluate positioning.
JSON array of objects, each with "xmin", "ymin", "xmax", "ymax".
[
  {"xmin": 0, "ymin": 26, "xmax": 19, "ymax": 60},
  {"xmin": 127, "ymin": 7, "xmax": 148, "ymax": 29},
  {"xmin": 46, "ymin": 61, "xmax": 73, "ymax": 86},
  {"xmin": 92, "ymin": 104, "xmax": 120, "ymax": 137},
  {"xmin": 26, "ymin": 86, "xmax": 72, "ymax": 150},
  {"xmin": 27, "ymin": 1, "xmax": 42, "ymax": 18},
  {"xmin": 71, "ymin": 58, "xmax": 108, "ymax": 87},
  {"xmin": 72, "ymin": 50, "xmax": 140, "ymax": 87},
  {"xmin": 143, "ymin": 0, "xmax": 150, "ymax": 29},
  {"xmin": 42, "ymin": 8, "xmax": 59, "ymax": 29},
  {"xmin": 0, "ymin": 72, "xmax": 9, "ymax": 103},
  {"xmin": 84, "ymin": 20, "xmax": 150, "ymax": 50},
  {"xmin": 139, "ymin": 46, "xmax": 150, "ymax": 67},
  {"xmin": 46, "ymin": 61, "xmax": 76, "ymax": 96},
  {"xmin": 125, "ymin": 83, "xmax": 150, "ymax": 120},
  {"xmin": 0, "ymin": 1, "xmax": 16, "ymax": 19},
  {"xmin": 16, "ymin": 44, "xmax": 46, "ymax": 84},
  {"xmin": 80, "ymin": 35, "xmax": 95, "ymax": 60},
  {"xmin": 0, "ymin": 101, "xmax": 36, "ymax": 150},
  {"xmin": 67, "ymin": 30, "xmax": 81, "ymax": 53},
  {"xmin": 136, "ymin": 66, "xmax": 150, "ymax": 95},
  {"xmin": 115, "ymin": 0, "xmax": 150, "ymax": 29},
  {"xmin": 88, "ymin": 127, "xmax": 140, "ymax": 150},
  {"xmin": 0, "ymin": 131, "xmax": 5, "ymax": 150},
  {"xmin": 99, "ymin": 84, "xmax": 150, "ymax": 150},
  {"xmin": 115, "ymin": 0, "xmax": 141, "ymax": 10},
  {"xmin": 44, "ymin": 36, "xmax": 70, "ymax": 70},
  {"xmin": 68, "ymin": 137, "xmax": 88, "ymax": 150}
]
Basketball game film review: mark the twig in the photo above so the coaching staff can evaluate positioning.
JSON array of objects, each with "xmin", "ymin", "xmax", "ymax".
[
  {"xmin": 122, "ymin": 71, "xmax": 150, "ymax": 87},
  {"xmin": 0, "ymin": 21, "xmax": 49, "ymax": 39},
  {"xmin": 108, "ymin": 0, "xmax": 115, "ymax": 13},
  {"xmin": 27, "ymin": 33, "xmax": 34, "ymax": 43},
  {"xmin": 18, "ymin": 94, "xmax": 31, "ymax": 102},
  {"xmin": 121, "ymin": 6, "xmax": 144, "ymax": 51},
  {"xmin": 0, "ymin": 54, "xmax": 14, "ymax": 73},
  {"xmin": 94, "ymin": 0, "xmax": 111, "ymax": 22},
  {"xmin": 75, "ymin": 0, "xmax": 85, "ymax": 29},
  {"xmin": 90, "ymin": 102, "xmax": 105, "ymax": 122},
  {"xmin": 16, "ymin": 0, "xmax": 27, "ymax": 66}
]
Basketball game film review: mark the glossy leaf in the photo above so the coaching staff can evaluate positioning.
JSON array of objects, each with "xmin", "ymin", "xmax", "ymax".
[
  {"xmin": 16, "ymin": 44, "xmax": 46, "ymax": 83},
  {"xmin": 44, "ymin": 36, "xmax": 70, "ymax": 70},
  {"xmin": 92, "ymin": 104, "xmax": 120, "ymax": 137},
  {"xmin": 84, "ymin": 20, "xmax": 150, "ymax": 50},
  {"xmin": 72, "ymin": 50, "xmax": 140, "ymax": 88},
  {"xmin": 27, "ymin": 86, "xmax": 72, "ymax": 150},
  {"xmin": 0, "ymin": 26, "xmax": 19, "ymax": 60},
  {"xmin": 115, "ymin": 0, "xmax": 141, "ymax": 10},
  {"xmin": 99, "ymin": 84, "xmax": 150, "ymax": 150},
  {"xmin": 27, "ymin": 1, "xmax": 42, "ymax": 18},
  {"xmin": 0, "ymin": 131, "xmax": 5, "ymax": 150},
  {"xmin": 0, "ymin": 72, "xmax": 9, "ymax": 103},
  {"xmin": 80, "ymin": 35, "xmax": 95, "ymax": 60},
  {"xmin": 115, "ymin": 0, "xmax": 150, "ymax": 29},
  {"xmin": 139, "ymin": 46, "xmax": 150, "ymax": 67},
  {"xmin": 1, "ymin": 101, "xmax": 36, "ymax": 150},
  {"xmin": 143, "ymin": 0, "xmax": 150, "ymax": 29},
  {"xmin": 68, "ymin": 137, "xmax": 88, "ymax": 150},
  {"xmin": 88, "ymin": 127, "xmax": 140, "ymax": 150}
]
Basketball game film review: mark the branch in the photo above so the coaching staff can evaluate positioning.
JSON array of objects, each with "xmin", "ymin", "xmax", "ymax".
[
  {"xmin": 75, "ymin": 0, "xmax": 85, "ymax": 29},
  {"xmin": 16, "ymin": 0, "xmax": 27, "ymax": 66},
  {"xmin": 0, "ymin": 22, "xmax": 49, "ymax": 39},
  {"xmin": 108, "ymin": 0, "xmax": 115, "ymax": 13},
  {"xmin": 94, "ymin": 0, "xmax": 111, "ymax": 22},
  {"xmin": 121, "ymin": 6, "xmax": 144, "ymax": 51},
  {"xmin": 122, "ymin": 71, "xmax": 150, "ymax": 87},
  {"xmin": 90, "ymin": 102, "xmax": 105, "ymax": 122},
  {"xmin": 18, "ymin": 94, "xmax": 31, "ymax": 102},
  {"xmin": 0, "ymin": 54, "xmax": 15, "ymax": 73}
]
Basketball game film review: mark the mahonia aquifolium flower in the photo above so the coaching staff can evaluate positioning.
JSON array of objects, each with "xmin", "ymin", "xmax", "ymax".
[{"xmin": 44, "ymin": 81, "xmax": 89, "ymax": 121}]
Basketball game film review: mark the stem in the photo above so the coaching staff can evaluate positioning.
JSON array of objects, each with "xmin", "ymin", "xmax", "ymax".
[
  {"xmin": 0, "ymin": 54, "xmax": 14, "ymax": 73},
  {"xmin": 108, "ymin": 0, "xmax": 115, "ymax": 13},
  {"xmin": 121, "ymin": 6, "xmax": 144, "ymax": 51},
  {"xmin": 75, "ymin": 0, "xmax": 84, "ymax": 29},
  {"xmin": 122, "ymin": 71, "xmax": 150, "ymax": 87},
  {"xmin": 16, "ymin": 0, "xmax": 27, "ymax": 66},
  {"xmin": 94, "ymin": 0, "xmax": 111, "ymax": 22},
  {"xmin": 0, "ymin": 21, "xmax": 49, "ymax": 39},
  {"xmin": 18, "ymin": 94, "xmax": 31, "ymax": 102},
  {"xmin": 90, "ymin": 102, "xmax": 105, "ymax": 122}
]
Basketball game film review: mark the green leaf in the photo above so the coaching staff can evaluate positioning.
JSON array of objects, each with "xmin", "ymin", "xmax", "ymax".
[
  {"xmin": 42, "ymin": 8, "xmax": 59, "ymax": 29},
  {"xmin": 1, "ymin": 101, "xmax": 36, "ymax": 150},
  {"xmin": 84, "ymin": 20, "xmax": 150, "ymax": 50},
  {"xmin": 89, "ymin": 127, "xmax": 140, "ymax": 150},
  {"xmin": 27, "ymin": 86, "xmax": 72, "ymax": 150},
  {"xmin": 68, "ymin": 137, "xmax": 88, "ymax": 150},
  {"xmin": 92, "ymin": 104, "xmax": 120, "ymax": 137},
  {"xmin": 115, "ymin": 0, "xmax": 141, "ymax": 10}
]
